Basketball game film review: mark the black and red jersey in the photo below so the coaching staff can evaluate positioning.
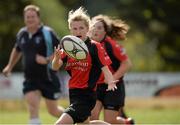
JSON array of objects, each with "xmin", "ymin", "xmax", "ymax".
[
  {"xmin": 97, "ymin": 36, "xmax": 128, "ymax": 84},
  {"xmin": 60, "ymin": 37, "xmax": 111, "ymax": 90}
]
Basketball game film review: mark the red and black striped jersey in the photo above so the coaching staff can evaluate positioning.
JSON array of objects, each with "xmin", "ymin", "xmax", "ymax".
[
  {"xmin": 61, "ymin": 37, "xmax": 112, "ymax": 90},
  {"xmin": 97, "ymin": 36, "xmax": 128, "ymax": 84}
]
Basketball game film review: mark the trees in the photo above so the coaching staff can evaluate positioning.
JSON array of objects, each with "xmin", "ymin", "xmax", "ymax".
[
  {"xmin": 0, "ymin": 0, "xmax": 179, "ymax": 71},
  {"xmin": 73, "ymin": 0, "xmax": 180, "ymax": 71},
  {"xmin": 115, "ymin": 0, "xmax": 180, "ymax": 71},
  {"xmin": 0, "ymin": 0, "xmax": 31, "ymax": 70},
  {"xmin": 0, "ymin": 0, "xmax": 67, "ymax": 71}
]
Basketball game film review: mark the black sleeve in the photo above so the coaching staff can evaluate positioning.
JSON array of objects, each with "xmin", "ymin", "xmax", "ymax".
[
  {"xmin": 14, "ymin": 28, "xmax": 25, "ymax": 52},
  {"xmin": 90, "ymin": 43, "xmax": 104, "ymax": 69}
]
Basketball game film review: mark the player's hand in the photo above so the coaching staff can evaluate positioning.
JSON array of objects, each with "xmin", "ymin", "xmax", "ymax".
[
  {"xmin": 54, "ymin": 44, "xmax": 61, "ymax": 60},
  {"xmin": 52, "ymin": 45, "xmax": 63, "ymax": 71},
  {"xmin": 36, "ymin": 54, "xmax": 47, "ymax": 65},
  {"xmin": 106, "ymin": 80, "xmax": 118, "ymax": 91},
  {"xmin": 2, "ymin": 66, "xmax": 11, "ymax": 77}
]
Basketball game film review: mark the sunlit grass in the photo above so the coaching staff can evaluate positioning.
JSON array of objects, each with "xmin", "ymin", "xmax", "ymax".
[{"xmin": 0, "ymin": 97, "xmax": 180, "ymax": 124}]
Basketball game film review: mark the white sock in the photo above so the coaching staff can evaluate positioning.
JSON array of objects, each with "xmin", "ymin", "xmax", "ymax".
[{"xmin": 29, "ymin": 118, "xmax": 41, "ymax": 125}]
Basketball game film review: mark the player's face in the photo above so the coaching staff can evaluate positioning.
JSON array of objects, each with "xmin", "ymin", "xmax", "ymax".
[
  {"xmin": 24, "ymin": 10, "xmax": 40, "ymax": 29},
  {"xmin": 70, "ymin": 20, "xmax": 89, "ymax": 41},
  {"xmin": 89, "ymin": 21, "xmax": 106, "ymax": 42}
]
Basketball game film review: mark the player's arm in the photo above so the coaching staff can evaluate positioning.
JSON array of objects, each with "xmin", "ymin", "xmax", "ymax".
[
  {"xmin": 113, "ymin": 58, "xmax": 132, "ymax": 80},
  {"xmin": 36, "ymin": 54, "xmax": 53, "ymax": 65},
  {"xmin": 2, "ymin": 48, "xmax": 22, "ymax": 76},
  {"xmin": 52, "ymin": 45, "xmax": 63, "ymax": 71},
  {"xmin": 49, "ymin": 28, "xmax": 61, "ymax": 63},
  {"xmin": 101, "ymin": 66, "xmax": 117, "ymax": 91},
  {"xmin": 95, "ymin": 43, "xmax": 117, "ymax": 91},
  {"xmin": 110, "ymin": 41, "xmax": 132, "ymax": 80},
  {"xmin": 36, "ymin": 28, "xmax": 60, "ymax": 65}
]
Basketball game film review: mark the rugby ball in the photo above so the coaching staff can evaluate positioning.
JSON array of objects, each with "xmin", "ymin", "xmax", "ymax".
[{"xmin": 60, "ymin": 35, "xmax": 89, "ymax": 60}]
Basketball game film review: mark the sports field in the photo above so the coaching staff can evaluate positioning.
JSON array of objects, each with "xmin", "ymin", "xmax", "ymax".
[{"xmin": 0, "ymin": 97, "xmax": 180, "ymax": 124}]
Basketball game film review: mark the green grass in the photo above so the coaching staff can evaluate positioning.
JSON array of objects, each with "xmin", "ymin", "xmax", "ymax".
[
  {"xmin": 0, "ymin": 97, "xmax": 180, "ymax": 124},
  {"xmin": 126, "ymin": 108, "xmax": 180, "ymax": 124},
  {"xmin": 0, "ymin": 110, "xmax": 57, "ymax": 124}
]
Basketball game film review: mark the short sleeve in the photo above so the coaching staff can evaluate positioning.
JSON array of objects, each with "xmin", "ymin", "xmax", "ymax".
[
  {"xmin": 94, "ymin": 42, "xmax": 112, "ymax": 68},
  {"xmin": 14, "ymin": 28, "xmax": 25, "ymax": 52}
]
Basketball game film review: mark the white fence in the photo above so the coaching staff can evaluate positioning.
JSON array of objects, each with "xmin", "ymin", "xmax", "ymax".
[
  {"xmin": 0, "ymin": 72, "xmax": 180, "ymax": 99},
  {"xmin": 124, "ymin": 72, "xmax": 180, "ymax": 97}
]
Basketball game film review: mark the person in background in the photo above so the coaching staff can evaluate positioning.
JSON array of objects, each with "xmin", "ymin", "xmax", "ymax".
[
  {"xmin": 2, "ymin": 5, "xmax": 64, "ymax": 125},
  {"xmin": 52, "ymin": 7, "xmax": 117, "ymax": 125},
  {"xmin": 89, "ymin": 14, "xmax": 134, "ymax": 124}
]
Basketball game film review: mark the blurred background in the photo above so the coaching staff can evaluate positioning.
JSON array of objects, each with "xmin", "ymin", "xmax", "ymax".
[
  {"xmin": 1, "ymin": 0, "xmax": 180, "ymax": 71},
  {"xmin": 0, "ymin": 0, "xmax": 180, "ymax": 124}
]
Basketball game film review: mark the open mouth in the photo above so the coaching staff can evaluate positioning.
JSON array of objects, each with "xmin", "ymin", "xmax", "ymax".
[{"xmin": 76, "ymin": 35, "xmax": 82, "ymax": 38}]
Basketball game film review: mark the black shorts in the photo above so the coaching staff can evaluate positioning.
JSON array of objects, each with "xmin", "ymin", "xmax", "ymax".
[
  {"xmin": 96, "ymin": 81, "xmax": 125, "ymax": 111},
  {"xmin": 23, "ymin": 70, "xmax": 61, "ymax": 100},
  {"xmin": 64, "ymin": 89, "xmax": 96, "ymax": 123}
]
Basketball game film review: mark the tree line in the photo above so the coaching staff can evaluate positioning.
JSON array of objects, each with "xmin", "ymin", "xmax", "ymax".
[{"xmin": 0, "ymin": 0, "xmax": 179, "ymax": 72}]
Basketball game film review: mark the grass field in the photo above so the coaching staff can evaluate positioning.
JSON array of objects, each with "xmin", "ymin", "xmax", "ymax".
[{"xmin": 0, "ymin": 97, "xmax": 180, "ymax": 124}]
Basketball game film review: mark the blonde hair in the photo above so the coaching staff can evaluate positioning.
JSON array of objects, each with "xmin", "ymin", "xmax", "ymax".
[
  {"xmin": 92, "ymin": 14, "xmax": 130, "ymax": 40},
  {"xmin": 24, "ymin": 5, "xmax": 40, "ymax": 17},
  {"xmin": 68, "ymin": 7, "xmax": 90, "ymax": 29}
]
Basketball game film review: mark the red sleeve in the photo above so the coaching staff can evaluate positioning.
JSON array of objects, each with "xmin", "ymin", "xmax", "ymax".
[
  {"xmin": 109, "ymin": 39, "xmax": 128, "ymax": 61},
  {"xmin": 96, "ymin": 42, "xmax": 112, "ymax": 66}
]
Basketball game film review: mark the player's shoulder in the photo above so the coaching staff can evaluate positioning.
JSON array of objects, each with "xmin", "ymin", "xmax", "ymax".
[
  {"xmin": 15, "ymin": 27, "xmax": 28, "ymax": 40},
  {"xmin": 89, "ymin": 39, "xmax": 105, "ymax": 53},
  {"xmin": 90, "ymin": 39, "xmax": 101, "ymax": 46},
  {"xmin": 105, "ymin": 36, "xmax": 124, "ymax": 48},
  {"xmin": 91, "ymin": 39, "xmax": 98, "ymax": 44},
  {"xmin": 42, "ymin": 25, "xmax": 60, "ymax": 39},
  {"xmin": 89, "ymin": 40, "xmax": 104, "ymax": 52},
  {"xmin": 42, "ymin": 25, "xmax": 52, "ymax": 31},
  {"xmin": 105, "ymin": 36, "xmax": 117, "ymax": 45},
  {"xmin": 42, "ymin": 25, "xmax": 55, "ymax": 34},
  {"xmin": 17, "ymin": 27, "xmax": 27, "ymax": 35}
]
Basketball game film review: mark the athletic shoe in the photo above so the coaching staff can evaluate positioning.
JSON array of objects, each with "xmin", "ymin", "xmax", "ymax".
[{"xmin": 125, "ymin": 117, "xmax": 135, "ymax": 125}]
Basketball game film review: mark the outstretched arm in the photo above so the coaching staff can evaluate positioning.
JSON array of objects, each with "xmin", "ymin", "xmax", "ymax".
[
  {"xmin": 52, "ymin": 45, "xmax": 63, "ymax": 71},
  {"xmin": 102, "ymin": 66, "xmax": 118, "ymax": 91}
]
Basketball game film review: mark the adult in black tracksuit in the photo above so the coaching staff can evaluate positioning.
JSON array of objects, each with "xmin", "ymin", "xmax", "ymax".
[{"xmin": 2, "ymin": 5, "xmax": 64, "ymax": 125}]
